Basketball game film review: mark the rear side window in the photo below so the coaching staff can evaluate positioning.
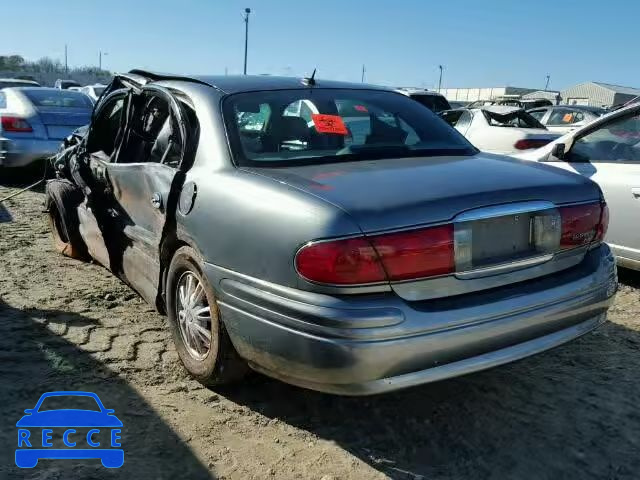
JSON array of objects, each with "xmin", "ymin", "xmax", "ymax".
[
  {"xmin": 483, "ymin": 110, "xmax": 544, "ymax": 129},
  {"xmin": 410, "ymin": 94, "xmax": 451, "ymax": 113},
  {"xmin": 528, "ymin": 110, "xmax": 547, "ymax": 121},
  {"xmin": 23, "ymin": 89, "xmax": 93, "ymax": 108}
]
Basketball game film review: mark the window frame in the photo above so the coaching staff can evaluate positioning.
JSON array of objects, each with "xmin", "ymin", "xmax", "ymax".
[
  {"xmin": 86, "ymin": 89, "xmax": 129, "ymax": 159},
  {"xmin": 110, "ymin": 85, "xmax": 188, "ymax": 168}
]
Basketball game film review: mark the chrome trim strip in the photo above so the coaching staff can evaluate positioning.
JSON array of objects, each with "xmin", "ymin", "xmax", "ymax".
[
  {"xmin": 455, "ymin": 253, "xmax": 554, "ymax": 279},
  {"xmin": 454, "ymin": 200, "xmax": 556, "ymax": 223}
]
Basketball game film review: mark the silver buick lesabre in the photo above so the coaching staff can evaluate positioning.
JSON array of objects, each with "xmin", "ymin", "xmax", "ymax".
[{"xmin": 46, "ymin": 70, "xmax": 617, "ymax": 395}]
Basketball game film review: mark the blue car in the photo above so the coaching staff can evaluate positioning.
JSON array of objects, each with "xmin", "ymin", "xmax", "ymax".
[{"xmin": 16, "ymin": 391, "xmax": 123, "ymax": 468}]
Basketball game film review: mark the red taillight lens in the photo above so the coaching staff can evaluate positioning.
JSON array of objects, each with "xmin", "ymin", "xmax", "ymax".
[
  {"xmin": 514, "ymin": 139, "xmax": 551, "ymax": 150},
  {"xmin": 595, "ymin": 203, "xmax": 609, "ymax": 242},
  {"xmin": 295, "ymin": 225, "xmax": 455, "ymax": 285},
  {"xmin": 1, "ymin": 116, "xmax": 32, "ymax": 132},
  {"xmin": 559, "ymin": 202, "xmax": 605, "ymax": 249},
  {"xmin": 295, "ymin": 237, "xmax": 386, "ymax": 284},
  {"xmin": 370, "ymin": 224, "xmax": 454, "ymax": 280}
]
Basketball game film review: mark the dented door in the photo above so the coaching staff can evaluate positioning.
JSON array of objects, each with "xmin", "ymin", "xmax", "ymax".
[{"xmin": 96, "ymin": 85, "xmax": 187, "ymax": 305}]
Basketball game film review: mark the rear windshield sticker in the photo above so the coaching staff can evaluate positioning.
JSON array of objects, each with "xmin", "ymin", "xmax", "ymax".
[
  {"xmin": 354, "ymin": 105, "xmax": 368, "ymax": 112},
  {"xmin": 312, "ymin": 114, "xmax": 348, "ymax": 135}
]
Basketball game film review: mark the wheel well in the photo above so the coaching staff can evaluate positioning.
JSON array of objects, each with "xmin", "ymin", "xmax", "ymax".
[{"xmin": 157, "ymin": 232, "xmax": 201, "ymax": 314}]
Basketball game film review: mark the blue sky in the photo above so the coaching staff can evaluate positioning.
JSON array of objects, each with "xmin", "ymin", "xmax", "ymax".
[{"xmin": 2, "ymin": 0, "xmax": 638, "ymax": 90}]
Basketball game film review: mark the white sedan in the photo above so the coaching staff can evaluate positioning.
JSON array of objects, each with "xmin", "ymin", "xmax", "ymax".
[
  {"xmin": 440, "ymin": 106, "xmax": 560, "ymax": 155},
  {"xmin": 517, "ymin": 102, "xmax": 640, "ymax": 270}
]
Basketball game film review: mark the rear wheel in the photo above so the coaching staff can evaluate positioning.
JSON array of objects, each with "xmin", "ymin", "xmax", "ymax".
[{"xmin": 166, "ymin": 246, "xmax": 248, "ymax": 386}]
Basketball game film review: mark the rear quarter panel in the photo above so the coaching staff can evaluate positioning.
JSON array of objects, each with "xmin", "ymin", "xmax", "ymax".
[{"xmin": 178, "ymin": 167, "xmax": 362, "ymax": 289}]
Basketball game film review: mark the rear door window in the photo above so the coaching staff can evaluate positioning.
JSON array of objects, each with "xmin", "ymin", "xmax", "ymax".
[{"xmin": 568, "ymin": 112, "xmax": 640, "ymax": 163}]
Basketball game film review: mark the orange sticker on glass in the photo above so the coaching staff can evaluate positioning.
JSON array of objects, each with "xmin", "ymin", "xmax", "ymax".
[
  {"xmin": 312, "ymin": 114, "xmax": 348, "ymax": 135},
  {"xmin": 562, "ymin": 113, "xmax": 574, "ymax": 123}
]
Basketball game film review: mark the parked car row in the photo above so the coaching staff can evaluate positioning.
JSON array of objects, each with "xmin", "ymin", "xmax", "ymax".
[{"xmin": 43, "ymin": 70, "xmax": 617, "ymax": 396}]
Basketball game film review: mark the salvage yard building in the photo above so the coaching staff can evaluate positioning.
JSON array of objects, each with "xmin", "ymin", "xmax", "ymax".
[{"xmin": 560, "ymin": 82, "xmax": 640, "ymax": 108}]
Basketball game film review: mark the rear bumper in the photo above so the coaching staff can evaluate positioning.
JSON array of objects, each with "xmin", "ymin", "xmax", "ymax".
[
  {"xmin": 0, "ymin": 137, "xmax": 60, "ymax": 168},
  {"xmin": 205, "ymin": 244, "xmax": 617, "ymax": 395}
]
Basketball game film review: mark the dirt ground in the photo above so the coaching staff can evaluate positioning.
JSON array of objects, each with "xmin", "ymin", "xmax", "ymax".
[{"xmin": 0, "ymin": 184, "xmax": 639, "ymax": 480}]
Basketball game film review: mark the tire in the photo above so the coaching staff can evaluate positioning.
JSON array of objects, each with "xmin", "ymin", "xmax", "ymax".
[
  {"xmin": 166, "ymin": 246, "xmax": 248, "ymax": 386},
  {"xmin": 45, "ymin": 179, "xmax": 88, "ymax": 260}
]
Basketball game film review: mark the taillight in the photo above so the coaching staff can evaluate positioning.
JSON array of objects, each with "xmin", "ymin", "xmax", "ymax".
[
  {"xmin": 295, "ymin": 225, "xmax": 454, "ymax": 285},
  {"xmin": 370, "ymin": 225, "xmax": 454, "ymax": 280},
  {"xmin": 595, "ymin": 203, "xmax": 609, "ymax": 242},
  {"xmin": 295, "ymin": 237, "xmax": 386, "ymax": 284},
  {"xmin": 1, "ymin": 116, "xmax": 32, "ymax": 132},
  {"xmin": 514, "ymin": 139, "xmax": 551, "ymax": 150},
  {"xmin": 559, "ymin": 202, "xmax": 606, "ymax": 249}
]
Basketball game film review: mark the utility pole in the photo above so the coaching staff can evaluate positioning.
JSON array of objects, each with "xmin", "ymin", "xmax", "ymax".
[
  {"xmin": 243, "ymin": 8, "xmax": 251, "ymax": 75},
  {"xmin": 99, "ymin": 51, "xmax": 108, "ymax": 70},
  {"xmin": 65, "ymin": 44, "xmax": 68, "ymax": 75},
  {"xmin": 361, "ymin": 64, "xmax": 366, "ymax": 83},
  {"xmin": 438, "ymin": 65, "xmax": 443, "ymax": 93},
  {"xmin": 544, "ymin": 75, "xmax": 550, "ymax": 91}
]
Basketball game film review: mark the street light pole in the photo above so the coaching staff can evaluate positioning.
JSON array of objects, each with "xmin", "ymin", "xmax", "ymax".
[
  {"xmin": 99, "ymin": 51, "xmax": 108, "ymax": 71},
  {"xmin": 243, "ymin": 8, "xmax": 251, "ymax": 75},
  {"xmin": 438, "ymin": 65, "xmax": 443, "ymax": 93},
  {"xmin": 361, "ymin": 64, "xmax": 366, "ymax": 83},
  {"xmin": 544, "ymin": 75, "xmax": 550, "ymax": 91}
]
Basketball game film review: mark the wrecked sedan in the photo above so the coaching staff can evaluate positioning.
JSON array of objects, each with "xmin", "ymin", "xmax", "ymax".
[{"xmin": 46, "ymin": 71, "xmax": 617, "ymax": 395}]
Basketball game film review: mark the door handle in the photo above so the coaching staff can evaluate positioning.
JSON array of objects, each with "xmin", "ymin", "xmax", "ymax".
[
  {"xmin": 632, "ymin": 187, "xmax": 640, "ymax": 198},
  {"xmin": 150, "ymin": 192, "xmax": 163, "ymax": 209}
]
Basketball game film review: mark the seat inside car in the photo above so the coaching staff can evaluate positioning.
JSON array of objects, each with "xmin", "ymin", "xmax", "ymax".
[{"xmin": 263, "ymin": 116, "xmax": 311, "ymax": 151}]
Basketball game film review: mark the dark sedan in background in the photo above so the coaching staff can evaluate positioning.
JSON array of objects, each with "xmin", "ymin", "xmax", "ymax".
[
  {"xmin": 0, "ymin": 87, "xmax": 92, "ymax": 168},
  {"xmin": 46, "ymin": 71, "xmax": 617, "ymax": 395}
]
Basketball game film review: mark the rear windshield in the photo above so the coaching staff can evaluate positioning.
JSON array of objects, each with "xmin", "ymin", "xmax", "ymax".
[
  {"xmin": 482, "ymin": 109, "xmax": 545, "ymax": 129},
  {"xmin": 224, "ymin": 89, "xmax": 476, "ymax": 167},
  {"xmin": 23, "ymin": 89, "xmax": 93, "ymax": 108},
  {"xmin": 409, "ymin": 94, "xmax": 451, "ymax": 113},
  {"xmin": 93, "ymin": 86, "xmax": 106, "ymax": 96}
]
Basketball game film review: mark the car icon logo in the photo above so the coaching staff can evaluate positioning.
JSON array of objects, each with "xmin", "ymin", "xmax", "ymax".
[{"xmin": 15, "ymin": 391, "xmax": 123, "ymax": 468}]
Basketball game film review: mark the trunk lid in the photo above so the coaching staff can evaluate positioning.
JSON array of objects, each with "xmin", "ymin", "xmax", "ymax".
[
  {"xmin": 36, "ymin": 106, "xmax": 91, "ymax": 140},
  {"xmin": 249, "ymin": 154, "xmax": 602, "ymax": 301},
  {"xmin": 246, "ymin": 154, "xmax": 599, "ymax": 233}
]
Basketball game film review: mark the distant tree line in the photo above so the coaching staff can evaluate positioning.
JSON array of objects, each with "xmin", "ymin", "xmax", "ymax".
[{"xmin": 0, "ymin": 55, "xmax": 113, "ymax": 87}]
